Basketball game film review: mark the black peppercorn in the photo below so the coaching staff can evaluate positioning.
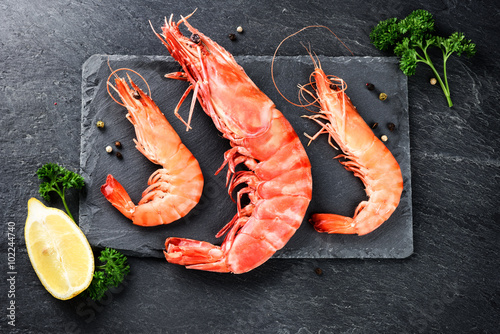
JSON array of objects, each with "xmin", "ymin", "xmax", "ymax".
[
  {"xmin": 190, "ymin": 34, "xmax": 201, "ymax": 44},
  {"xmin": 366, "ymin": 83, "xmax": 375, "ymax": 91},
  {"xmin": 115, "ymin": 141, "xmax": 122, "ymax": 148},
  {"xmin": 387, "ymin": 123, "xmax": 395, "ymax": 131},
  {"xmin": 228, "ymin": 33, "xmax": 236, "ymax": 41},
  {"xmin": 314, "ymin": 268, "xmax": 323, "ymax": 276},
  {"xmin": 116, "ymin": 152, "xmax": 123, "ymax": 159}
]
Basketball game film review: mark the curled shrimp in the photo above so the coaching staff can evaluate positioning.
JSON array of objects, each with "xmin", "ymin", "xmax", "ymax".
[
  {"xmin": 301, "ymin": 54, "xmax": 403, "ymax": 235},
  {"xmin": 100, "ymin": 68, "xmax": 204, "ymax": 226},
  {"xmin": 152, "ymin": 12, "xmax": 312, "ymax": 273},
  {"xmin": 273, "ymin": 28, "xmax": 403, "ymax": 236}
]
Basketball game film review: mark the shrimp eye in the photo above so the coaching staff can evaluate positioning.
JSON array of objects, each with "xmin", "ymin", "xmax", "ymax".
[
  {"xmin": 190, "ymin": 34, "xmax": 201, "ymax": 44},
  {"xmin": 132, "ymin": 90, "xmax": 141, "ymax": 99},
  {"xmin": 329, "ymin": 83, "xmax": 338, "ymax": 91}
]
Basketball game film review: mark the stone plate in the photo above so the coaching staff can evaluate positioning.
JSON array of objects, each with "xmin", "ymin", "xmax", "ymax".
[{"xmin": 80, "ymin": 54, "xmax": 412, "ymax": 259}]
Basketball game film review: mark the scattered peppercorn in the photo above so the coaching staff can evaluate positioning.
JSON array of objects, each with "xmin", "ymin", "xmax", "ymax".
[
  {"xmin": 430, "ymin": 77, "xmax": 437, "ymax": 85},
  {"xmin": 116, "ymin": 152, "xmax": 123, "ymax": 159},
  {"xmin": 96, "ymin": 121, "xmax": 105, "ymax": 129},
  {"xmin": 379, "ymin": 92, "xmax": 388, "ymax": 101},
  {"xmin": 314, "ymin": 267, "xmax": 323, "ymax": 276},
  {"xmin": 236, "ymin": 26, "xmax": 243, "ymax": 33},
  {"xmin": 115, "ymin": 141, "xmax": 122, "ymax": 148},
  {"xmin": 105, "ymin": 146, "xmax": 113, "ymax": 153},
  {"xmin": 366, "ymin": 83, "xmax": 375, "ymax": 91},
  {"xmin": 371, "ymin": 122, "xmax": 379, "ymax": 129},
  {"xmin": 190, "ymin": 33, "xmax": 201, "ymax": 44},
  {"xmin": 387, "ymin": 123, "xmax": 395, "ymax": 131},
  {"xmin": 228, "ymin": 33, "xmax": 236, "ymax": 41},
  {"xmin": 54, "ymin": 102, "xmax": 57, "ymax": 106},
  {"xmin": 381, "ymin": 135, "xmax": 388, "ymax": 142}
]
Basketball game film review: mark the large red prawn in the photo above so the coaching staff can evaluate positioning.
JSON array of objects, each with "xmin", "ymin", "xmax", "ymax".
[{"xmin": 152, "ymin": 13, "xmax": 312, "ymax": 273}]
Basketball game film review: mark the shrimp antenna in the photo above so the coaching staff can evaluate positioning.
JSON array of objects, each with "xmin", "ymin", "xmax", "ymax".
[
  {"xmin": 300, "ymin": 42, "xmax": 319, "ymax": 69},
  {"xmin": 178, "ymin": 8, "xmax": 198, "ymax": 25},
  {"xmin": 271, "ymin": 25, "xmax": 354, "ymax": 107},
  {"xmin": 106, "ymin": 67, "xmax": 152, "ymax": 107}
]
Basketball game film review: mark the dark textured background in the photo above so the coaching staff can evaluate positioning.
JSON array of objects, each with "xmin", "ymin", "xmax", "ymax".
[{"xmin": 1, "ymin": 1, "xmax": 498, "ymax": 333}]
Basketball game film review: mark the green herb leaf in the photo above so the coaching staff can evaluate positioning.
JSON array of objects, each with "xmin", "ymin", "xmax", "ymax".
[
  {"xmin": 369, "ymin": 17, "xmax": 400, "ymax": 51},
  {"xmin": 370, "ymin": 9, "xmax": 476, "ymax": 107},
  {"xmin": 84, "ymin": 248, "xmax": 130, "ymax": 301},
  {"xmin": 36, "ymin": 163, "xmax": 85, "ymax": 220},
  {"xmin": 399, "ymin": 48, "xmax": 418, "ymax": 76},
  {"xmin": 398, "ymin": 9, "xmax": 435, "ymax": 39},
  {"xmin": 84, "ymin": 271, "xmax": 108, "ymax": 301},
  {"xmin": 98, "ymin": 248, "xmax": 130, "ymax": 287}
]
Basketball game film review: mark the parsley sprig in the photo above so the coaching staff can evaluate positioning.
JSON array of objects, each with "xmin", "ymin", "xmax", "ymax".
[
  {"xmin": 37, "ymin": 163, "xmax": 85, "ymax": 221},
  {"xmin": 370, "ymin": 9, "xmax": 476, "ymax": 107},
  {"xmin": 85, "ymin": 248, "xmax": 130, "ymax": 301}
]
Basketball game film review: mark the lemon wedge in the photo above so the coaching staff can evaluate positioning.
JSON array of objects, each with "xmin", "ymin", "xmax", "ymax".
[{"xmin": 25, "ymin": 198, "xmax": 94, "ymax": 300}]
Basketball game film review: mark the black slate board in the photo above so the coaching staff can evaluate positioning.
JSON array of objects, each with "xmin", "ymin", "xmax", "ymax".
[{"xmin": 79, "ymin": 54, "xmax": 412, "ymax": 259}]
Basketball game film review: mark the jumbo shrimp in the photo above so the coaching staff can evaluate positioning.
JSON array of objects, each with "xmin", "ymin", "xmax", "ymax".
[
  {"xmin": 153, "ymin": 13, "xmax": 312, "ymax": 273},
  {"xmin": 101, "ymin": 70, "xmax": 204, "ymax": 226}
]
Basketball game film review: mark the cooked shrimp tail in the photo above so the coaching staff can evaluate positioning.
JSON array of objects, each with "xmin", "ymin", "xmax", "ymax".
[
  {"xmin": 101, "ymin": 174, "xmax": 135, "ymax": 219},
  {"xmin": 309, "ymin": 214, "xmax": 356, "ymax": 234}
]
